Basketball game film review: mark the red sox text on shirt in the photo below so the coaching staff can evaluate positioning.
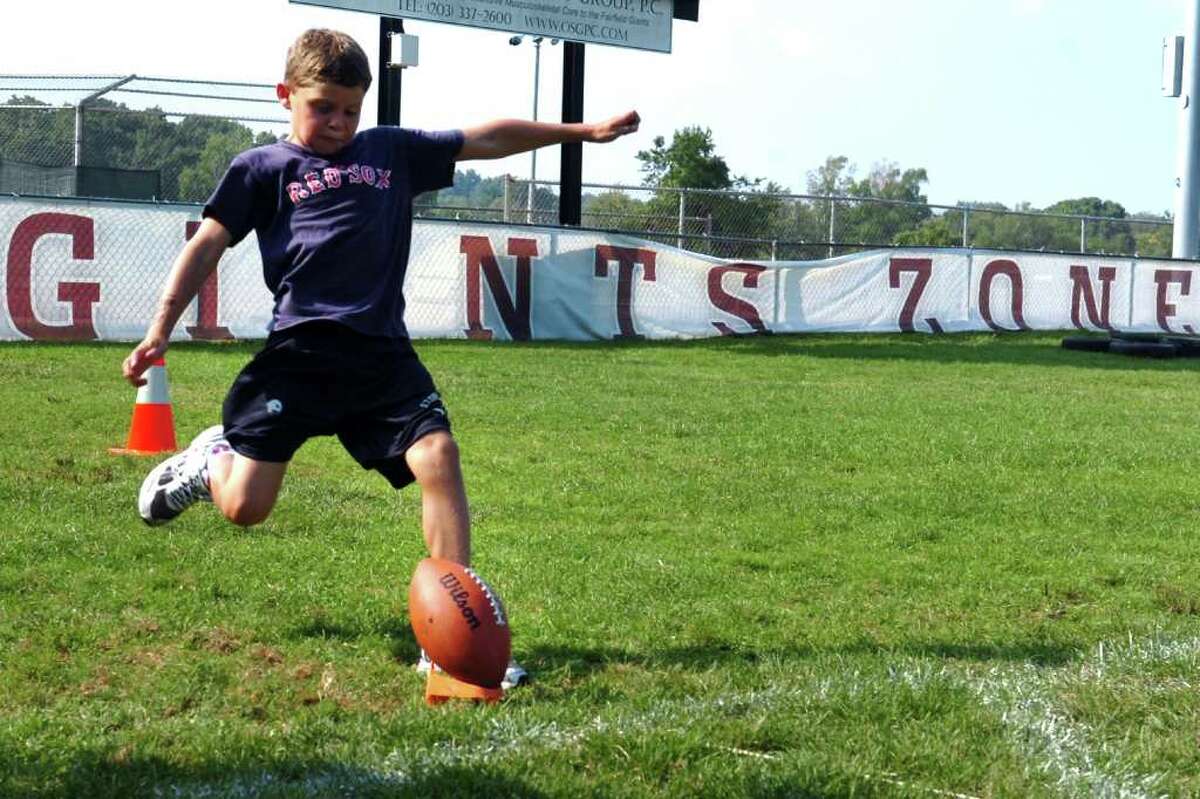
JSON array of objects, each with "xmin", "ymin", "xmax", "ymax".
[{"xmin": 285, "ymin": 163, "xmax": 392, "ymax": 205}]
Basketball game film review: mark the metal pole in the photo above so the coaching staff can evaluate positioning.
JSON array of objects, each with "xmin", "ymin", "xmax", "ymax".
[
  {"xmin": 559, "ymin": 41, "xmax": 585, "ymax": 226},
  {"xmin": 677, "ymin": 190, "xmax": 685, "ymax": 249},
  {"xmin": 377, "ymin": 18, "xmax": 404, "ymax": 126},
  {"xmin": 528, "ymin": 37, "xmax": 541, "ymax": 225},
  {"xmin": 828, "ymin": 196, "xmax": 836, "ymax": 258},
  {"xmin": 1174, "ymin": 0, "xmax": 1200, "ymax": 258},
  {"xmin": 74, "ymin": 108, "xmax": 83, "ymax": 168},
  {"xmin": 74, "ymin": 74, "xmax": 136, "ymax": 167},
  {"xmin": 503, "ymin": 174, "xmax": 511, "ymax": 223},
  {"xmin": 1080, "ymin": 218, "xmax": 1087, "ymax": 253},
  {"xmin": 962, "ymin": 205, "xmax": 970, "ymax": 247}
]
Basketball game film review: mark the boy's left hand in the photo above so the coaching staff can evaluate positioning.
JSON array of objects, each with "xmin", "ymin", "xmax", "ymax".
[{"xmin": 589, "ymin": 111, "xmax": 640, "ymax": 143}]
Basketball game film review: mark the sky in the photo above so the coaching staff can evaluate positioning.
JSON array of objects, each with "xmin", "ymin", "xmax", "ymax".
[{"xmin": 0, "ymin": 0, "xmax": 1189, "ymax": 214}]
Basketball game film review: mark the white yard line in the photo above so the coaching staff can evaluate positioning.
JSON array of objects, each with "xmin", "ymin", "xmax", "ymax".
[
  {"xmin": 158, "ymin": 633, "xmax": 1193, "ymax": 799},
  {"xmin": 968, "ymin": 664, "xmax": 1163, "ymax": 799},
  {"xmin": 870, "ymin": 771, "xmax": 983, "ymax": 799},
  {"xmin": 156, "ymin": 687, "xmax": 811, "ymax": 799}
]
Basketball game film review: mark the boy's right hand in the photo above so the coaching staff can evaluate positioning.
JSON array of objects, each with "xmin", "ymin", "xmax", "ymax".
[
  {"xmin": 588, "ymin": 110, "xmax": 640, "ymax": 143},
  {"xmin": 123, "ymin": 336, "xmax": 168, "ymax": 387}
]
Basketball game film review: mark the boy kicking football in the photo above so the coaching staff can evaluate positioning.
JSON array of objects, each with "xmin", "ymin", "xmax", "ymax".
[{"xmin": 121, "ymin": 28, "xmax": 639, "ymax": 688}]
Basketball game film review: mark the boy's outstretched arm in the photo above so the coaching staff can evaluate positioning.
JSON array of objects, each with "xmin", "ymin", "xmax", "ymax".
[
  {"xmin": 121, "ymin": 217, "xmax": 231, "ymax": 387},
  {"xmin": 458, "ymin": 110, "xmax": 640, "ymax": 160}
]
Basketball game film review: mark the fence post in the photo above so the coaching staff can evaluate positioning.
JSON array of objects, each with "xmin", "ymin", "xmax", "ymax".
[
  {"xmin": 828, "ymin": 196, "xmax": 836, "ymax": 258},
  {"xmin": 678, "ymin": 190, "xmax": 686, "ymax": 249},
  {"xmin": 962, "ymin": 205, "xmax": 970, "ymax": 247},
  {"xmin": 74, "ymin": 106, "xmax": 84, "ymax": 167},
  {"xmin": 527, "ymin": 177, "xmax": 534, "ymax": 225},
  {"xmin": 503, "ymin": 175, "xmax": 511, "ymax": 223},
  {"xmin": 771, "ymin": 240, "xmax": 778, "ymax": 261},
  {"xmin": 74, "ymin": 74, "xmax": 137, "ymax": 167},
  {"xmin": 1080, "ymin": 218, "xmax": 1087, "ymax": 253}
]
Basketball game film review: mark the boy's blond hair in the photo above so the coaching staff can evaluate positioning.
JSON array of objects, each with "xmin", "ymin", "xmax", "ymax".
[{"xmin": 285, "ymin": 29, "xmax": 372, "ymax": 90}]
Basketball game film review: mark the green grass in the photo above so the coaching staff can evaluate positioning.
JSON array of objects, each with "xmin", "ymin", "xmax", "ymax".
[{"xmin": 2, "ymin": 333, "xmax": 1200, "ymax": 797}]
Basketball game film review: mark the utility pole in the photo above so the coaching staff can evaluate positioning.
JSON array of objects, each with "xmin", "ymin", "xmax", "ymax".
[
  {"xmin": 560, "ymin": 41, "xmax": 585, "ymax": 226},
  {"xmin": 1064, "ymin": 3, "xmax": 1200, "ymax": 356},
  {"xmin": 1174, "ymin": 0, "xmax": 1200, "ymax": 258}
]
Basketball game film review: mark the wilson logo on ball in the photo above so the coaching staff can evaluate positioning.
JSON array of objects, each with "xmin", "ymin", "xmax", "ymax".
[{"xmin": 438, "ymin": 572, "xmax": 484, "ymax": 630}]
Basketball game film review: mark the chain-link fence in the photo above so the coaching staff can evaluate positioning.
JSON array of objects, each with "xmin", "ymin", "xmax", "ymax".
[
  {"xmin": 419, "ymin": 178, "xmax": 1174, "ymax": 261},
  {"xmin": 0, "ymin": 74, "xmax": 289, "ymax": 202},
  {"xmin": 2, "ymin": 74, "xmax": 1174, "ymax": 259}
]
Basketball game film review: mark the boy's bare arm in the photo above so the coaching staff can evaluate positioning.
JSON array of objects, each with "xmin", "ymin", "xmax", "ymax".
[
  {"xmin": 458, "ymin": 110, "xmax": 640, "ymax": 161},
  {"xmin": 122, "ymin": 218, "xmax": 232, "ymax": 386}
]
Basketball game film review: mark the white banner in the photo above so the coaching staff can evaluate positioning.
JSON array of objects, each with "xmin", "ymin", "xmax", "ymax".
[
  {"xmin": 289, "ymin": 0, "xmax": 675, "ymax": 53},
  {"xmin": 0, "ymin": 195, "xmax": 1194, "ymax": 343}
]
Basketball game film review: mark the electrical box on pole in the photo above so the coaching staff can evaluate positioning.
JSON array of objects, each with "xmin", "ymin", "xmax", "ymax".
[
  {"xmin": 390, "ymin": 33, "xmax": 419, "ymax": 69},
  {"xmin": 1164, "ymin": 35, "xmax": 1185, "ymax": 97}
]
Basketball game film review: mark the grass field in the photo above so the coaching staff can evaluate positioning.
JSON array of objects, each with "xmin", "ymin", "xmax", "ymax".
[{"xmin": 3, "ymin": 332, "xmax": 1200, "ymax": 798}]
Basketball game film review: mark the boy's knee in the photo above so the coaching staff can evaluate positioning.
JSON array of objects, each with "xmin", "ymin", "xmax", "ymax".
[
  {"xmin": 407, "ymin": 432, "xmax": 460, "ymax": 479},
  {"xmin": 218, "ymin": 494, "xmax": 274, "ymax": 527}
]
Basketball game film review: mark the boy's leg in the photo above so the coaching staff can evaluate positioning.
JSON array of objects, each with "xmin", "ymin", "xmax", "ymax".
[
  {"xmin": 404, "ymin": 430, "xmax": 470, "ymax": 565},
  {"xmin": 139, "ymin": 425, "xmax": 288, "ymax": 527},
  {"xmin": 208, "ymin": 450, "xmax": 288, "ymax": 527},
  {"xmin": 403, "ymin": 429, "xmax": 528, "ymax": 688}
]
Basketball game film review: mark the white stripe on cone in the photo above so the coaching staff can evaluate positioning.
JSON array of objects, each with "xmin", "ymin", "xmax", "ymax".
[{"xmin": 137, "ymin": 361, "xmax": 171, "ymax": 405}]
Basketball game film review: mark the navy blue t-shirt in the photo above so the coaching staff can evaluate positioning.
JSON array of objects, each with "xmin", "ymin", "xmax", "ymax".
[{"xmin": 203, "ymin": 126, "xmax": 463, "ymax": 339}]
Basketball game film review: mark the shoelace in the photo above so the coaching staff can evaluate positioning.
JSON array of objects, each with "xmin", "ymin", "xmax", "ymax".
[
  {"xmin": 164, "ymin": 464, "xmax": 210, "ymax": 511},
  {"xmin": 157, "ymin": 453, "xmax": 188, "ymax": 484}
]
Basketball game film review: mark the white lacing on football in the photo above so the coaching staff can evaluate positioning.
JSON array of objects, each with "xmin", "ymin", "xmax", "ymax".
[{"xmin": 463, "ymin": 567, "xmax": 508, "ymax": 627}]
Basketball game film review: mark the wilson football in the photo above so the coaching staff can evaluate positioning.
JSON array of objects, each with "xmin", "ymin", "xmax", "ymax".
[{"xmin": 408, "ymin": 557, "xmax": 511, "ymax": 689}]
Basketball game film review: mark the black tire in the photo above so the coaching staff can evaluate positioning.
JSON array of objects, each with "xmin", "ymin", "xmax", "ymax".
[
  {"xmin": 1060, "ymin": 337, "xmax": 1113, "ymax": 353},
  {"xmin": 1108, "ymin": 339, "xmax": 1179, "ymax": 358}
]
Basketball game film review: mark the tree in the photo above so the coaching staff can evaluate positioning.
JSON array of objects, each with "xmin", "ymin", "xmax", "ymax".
[
  {"xmin": 806, "ymin": 155, "xmax": 855, "ymax": 196},
  {"xmin": 894, "ymin": 209, "xmax": 962, "ymax": 247},
  {"xmin": 637, "ymin": 127, "xmax": 731, "ymax": 190},
  {"xmin": 0, "ymin": 97, "xmax": 74, "ymax": 165},
  {"xmin": 835, "ymin": 160, "xmax": 932, "ymax": 247},
  {"xmin": 637, "ymin": 126, "xmax": 785, "ymax": 258},
  {"xmin": 583, "ymin": 190, "xmax": 652, "ymax": 232},
  {"xmin": 1132, "ymin": 211, "xmax": 1172, "ymax": 257},
  {"xmin": 1045, "ymin": 197, "xmax": 1135, "ymax": 255},
  {"xmin": 178, "ymin": 128, "xmax": 258, "ymax": 202}
]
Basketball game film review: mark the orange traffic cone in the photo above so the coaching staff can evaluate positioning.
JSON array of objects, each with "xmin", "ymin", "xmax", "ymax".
[{"xmin": 110, "ymin": 357, "xmax": 178, "ymax": 455}]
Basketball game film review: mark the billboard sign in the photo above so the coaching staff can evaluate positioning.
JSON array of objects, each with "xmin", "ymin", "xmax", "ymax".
[{"xmin": 289, "ymin": 0, "xmax": 675, "ymax": 53}]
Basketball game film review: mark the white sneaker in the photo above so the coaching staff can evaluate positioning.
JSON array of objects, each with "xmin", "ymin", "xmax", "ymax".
[
  {"xmin": 138, "ymin": 425, "xmax": 227, "ymax": 526},
  {"xmin": 414, "ymin": 650, "xmax": 529, "ymax": 689},
  {"xmin": 501, "ymin": 660, "xmax": 529, "ymax": 690},
  {"xmin": 414, "ymin": 650, "xmax": 440, "ymax": 675}
]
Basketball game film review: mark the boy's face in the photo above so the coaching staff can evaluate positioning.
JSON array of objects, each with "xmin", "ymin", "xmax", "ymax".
[{"xmin": 277, "ymin": 81, "xmax": 366, "ymax": 156}]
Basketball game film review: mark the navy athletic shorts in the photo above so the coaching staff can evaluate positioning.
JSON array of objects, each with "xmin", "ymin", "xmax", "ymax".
[{"xmin": 221, "ymin": 320, "xmax": 452, "ymax": 488}]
